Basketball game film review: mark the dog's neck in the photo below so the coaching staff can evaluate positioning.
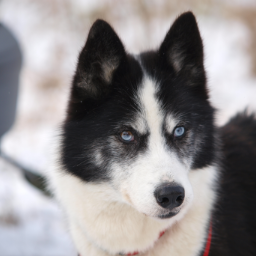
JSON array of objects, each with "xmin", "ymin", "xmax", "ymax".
[{"xmin": 51, "ymin": 165, "xmax": 218, "ymax": 256}]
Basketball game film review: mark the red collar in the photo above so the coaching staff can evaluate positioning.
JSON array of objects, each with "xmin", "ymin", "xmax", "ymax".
[
  {"xmin": 78, "ymin": 222, "xmax": 212, "ymax": 256},
  {"xmin": 125, "ymin": 222, "xmax": 212, "ymax": 256},
  {"xmin": 125, "ymin": 230, "xmax": 166, "ymax": 256},
  {"xmin": 203, "ymin": 221, "xmax": 212, "ymax": 256}
]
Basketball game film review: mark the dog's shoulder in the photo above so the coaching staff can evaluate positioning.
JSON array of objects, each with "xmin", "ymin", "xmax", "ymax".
[
  {"xmin": 220, "ymin": 112, "xmax": 256, "ymax": 158},
  {"xmin": 211, "ymin": 113, "xmax": 256, "ymax": 256}
]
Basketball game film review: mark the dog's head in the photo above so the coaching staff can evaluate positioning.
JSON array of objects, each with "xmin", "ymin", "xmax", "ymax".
[{"xmin": 61, "ymin": 12, "xmax": 216, "ymax": 220}]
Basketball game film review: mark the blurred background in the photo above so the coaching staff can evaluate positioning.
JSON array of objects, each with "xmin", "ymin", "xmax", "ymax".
[{"xmin": 0, "ymin": 0, "xmax": 256, "ymax": 255}]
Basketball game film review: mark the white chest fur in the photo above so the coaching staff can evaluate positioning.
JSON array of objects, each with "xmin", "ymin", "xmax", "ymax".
[{"xmin": 48, "ymin": 165, "xmax": 217, "ymax": 256}]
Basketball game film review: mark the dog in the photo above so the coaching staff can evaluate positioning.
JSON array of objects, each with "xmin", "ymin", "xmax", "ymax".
[{"xmin": 48, "ymin": 11, "xmax": 256, "ymax": 256}]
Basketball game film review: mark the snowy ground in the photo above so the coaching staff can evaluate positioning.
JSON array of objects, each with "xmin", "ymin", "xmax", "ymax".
[
  {"xmin": 0, "ymin": 158, "xmax": 76, "ymax": 256},
  {"xmin": 0, "ymin": 0, "xmax": 256, "ymax": 255}
]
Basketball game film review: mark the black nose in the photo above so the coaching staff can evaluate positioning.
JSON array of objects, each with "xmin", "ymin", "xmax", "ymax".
[{"xmin": 154, "ymin": 184, "xmax": 185, "ymax": 210}]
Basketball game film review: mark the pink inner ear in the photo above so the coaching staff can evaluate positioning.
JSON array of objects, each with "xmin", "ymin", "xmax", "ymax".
[{"xmin": 159, "ymin": 11, "xmax": 204, "ymax": 75}]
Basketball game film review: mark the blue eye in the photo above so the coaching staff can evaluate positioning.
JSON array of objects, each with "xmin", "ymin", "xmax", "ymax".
[
  {"xmin": 121, "ymin": 131, "xmax": 134, "ymax": 142},
  {"xmin": 174, "ymin": 126, "xmax": 185, "ymax": 137}
]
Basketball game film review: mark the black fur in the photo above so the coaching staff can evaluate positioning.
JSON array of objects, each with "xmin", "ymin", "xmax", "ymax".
[
  {"xmin": 205, "ymin": 113, "xmax": 256, "ymax": 256},
  {"xmin": 140, "ymin": 13, "xmax": 215, "ymax": 169},
  {"xmin": 62, "ymin": 20, "xmax": 144, "ymax": 181}
]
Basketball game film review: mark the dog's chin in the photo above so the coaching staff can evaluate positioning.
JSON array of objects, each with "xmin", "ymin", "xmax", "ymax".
[{"xmin": 157, "ymin": 210, "xmax": 179, "ymax": 219}]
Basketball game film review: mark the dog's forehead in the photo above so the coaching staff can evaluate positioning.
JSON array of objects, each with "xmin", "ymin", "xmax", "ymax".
[
  {"xmin": 134, "ymin": 73, "xmax": 178, "ymax": 135},
  {"xmin": 137, "ymin": 76, "xmax": 163, "ymax": 134}
]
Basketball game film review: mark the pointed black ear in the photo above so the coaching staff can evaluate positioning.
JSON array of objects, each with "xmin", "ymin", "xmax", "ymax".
[
  {"xmin": 72, "ymin": 19, "xmax": 126, "ymax": 101},
  {"xmin": 159, "ymin": 12, "xmax": 204, "ymax": 78}
]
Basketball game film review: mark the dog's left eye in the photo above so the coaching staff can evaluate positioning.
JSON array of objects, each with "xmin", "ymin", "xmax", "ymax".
[
  {"xmin": 174, "ymin": 126, "xmax": 185, "ymax": 137},
  {"xmin": 120, "ymin": 131, "xmax": 134, "ymax": 142}
]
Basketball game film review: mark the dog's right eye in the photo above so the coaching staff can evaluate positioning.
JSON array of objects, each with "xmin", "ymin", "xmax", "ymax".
[
  {"xmin": 120, "ymin": 131, "xmax": 134, "ymax": 142},
  {"xmin": 174, "ymin": 126, "xmax": 185, "ymax": 138}
]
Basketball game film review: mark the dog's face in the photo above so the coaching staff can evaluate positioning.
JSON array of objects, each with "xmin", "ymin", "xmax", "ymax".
[{"xmin": 61, "ymin": 12, "xmax": 215, "ymax": 220}]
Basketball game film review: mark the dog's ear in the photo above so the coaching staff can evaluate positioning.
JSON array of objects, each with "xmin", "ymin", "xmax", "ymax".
[
  {"xmin": 159, "ymin": 12, "xmax": 205, "ymax": 83},
  {"xmin": 72, "ymin": 19, "xmax": 126, "ymax": 102}
]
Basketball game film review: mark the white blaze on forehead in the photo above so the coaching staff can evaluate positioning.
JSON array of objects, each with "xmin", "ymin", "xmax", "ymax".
[{"xmin": 138, "ymin": 76, "xmax": 164, "ymax": 145}]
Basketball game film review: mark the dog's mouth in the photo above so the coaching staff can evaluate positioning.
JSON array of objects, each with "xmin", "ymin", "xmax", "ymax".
[{"xmin": 157, "ymin": 210, "xmax": 179, "ymax": 219}]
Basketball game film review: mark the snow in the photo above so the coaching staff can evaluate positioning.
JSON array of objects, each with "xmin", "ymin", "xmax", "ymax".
[
  {"xmin": 0, "ymin": 158, "xmax": 76, "ymax": 256},
  {"xmin": 0, "ymin": 0, "xmax": 255, "ymax": 255}
]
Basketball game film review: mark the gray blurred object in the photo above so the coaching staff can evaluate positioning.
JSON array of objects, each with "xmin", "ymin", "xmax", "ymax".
[
  {"xmin": 0, "ymin": 23, "xmax": 49, "ymax": 196},
  {"xmin": 0, "ymin": 23, "xmax": 21, "ymax": 137}
]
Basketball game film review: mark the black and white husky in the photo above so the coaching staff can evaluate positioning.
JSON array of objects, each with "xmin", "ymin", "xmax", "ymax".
[{"xmin": 48, "ymin": 12, "xmax": 256, "ymax": 256}]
